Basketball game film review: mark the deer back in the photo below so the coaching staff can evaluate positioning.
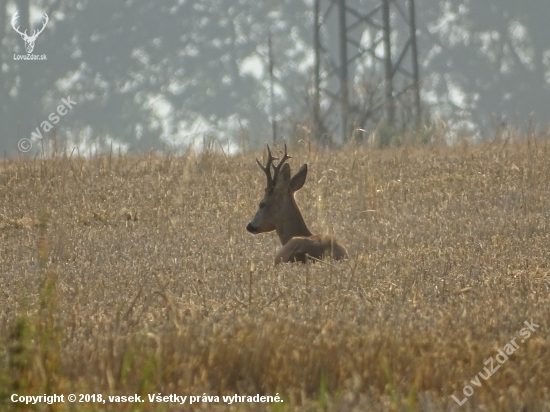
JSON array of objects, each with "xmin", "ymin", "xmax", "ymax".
[{"xmin": 274, "ymin": 234, "xmax": 348, "ymax": 265}]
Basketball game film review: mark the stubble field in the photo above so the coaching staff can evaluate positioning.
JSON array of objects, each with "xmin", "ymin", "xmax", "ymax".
[{"xmin": 1, "ymin": 137, "xmax": 549, "ymax": 411}]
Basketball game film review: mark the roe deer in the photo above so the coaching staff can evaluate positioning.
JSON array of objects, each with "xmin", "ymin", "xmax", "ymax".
[{"xmin": 246, "ymin": 144, "xmax": 348, "ymax": 265}]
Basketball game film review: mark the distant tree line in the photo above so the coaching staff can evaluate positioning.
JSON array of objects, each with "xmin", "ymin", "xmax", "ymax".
[{"xmin": 0, "ymin": 0, "xmax": 548, "ymax": 154}]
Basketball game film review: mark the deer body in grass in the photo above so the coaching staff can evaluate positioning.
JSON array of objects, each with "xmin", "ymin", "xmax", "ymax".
[{"xmin": 246, "ymin": 144, "xmax": 348, "ymax": 265}]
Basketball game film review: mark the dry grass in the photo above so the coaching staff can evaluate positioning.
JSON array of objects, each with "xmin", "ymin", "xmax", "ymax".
[{"xmin": 0, "ymin": 137, "xmax": 549, "ymax": 411}]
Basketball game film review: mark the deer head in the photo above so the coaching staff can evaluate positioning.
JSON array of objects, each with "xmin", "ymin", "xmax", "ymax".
[
  {"xmin": 12, "ymin": 11, "xmax": 49, "ymax": 54},
  {"xmin": 246, "ymin": 144, "xmax": 312, "ymax": 245}
]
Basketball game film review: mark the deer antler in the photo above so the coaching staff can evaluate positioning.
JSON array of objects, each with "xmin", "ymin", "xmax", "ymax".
[
  {"xmin": 11, "ymin": 11, "xmax": 27, "ymax": 38},
  {"xmin": 31, "ymin": 13, "xmax": 49, "ymax": 40},
  {"xmin": 271, "ymin": 143, "xmax": 291, "ymax": 183},
  {"xmin": 11, "ymin": 11, "xmax": 48, "ymax": 41},
  {"xmin": 256, "ymin": 145, "xmax": 277, "ymax": 188},
  {"xmin": 256, "ymin": 144, "xmax": 292, "ymax": 188}
]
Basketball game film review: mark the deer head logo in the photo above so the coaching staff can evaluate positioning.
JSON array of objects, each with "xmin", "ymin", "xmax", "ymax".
[{"xmin": 11, "ymin": 11, "xmax": 49, "ymax": 54}]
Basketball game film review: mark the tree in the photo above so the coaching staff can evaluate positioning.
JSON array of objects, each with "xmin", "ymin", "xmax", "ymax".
[
  {"xmin": 0, "ymin": 0, "xmax": 312, "ymax": 154},
  {"xmin": 1, "ymin": 0, "xmax": 548, "ymax": 155},
  {"xmin": 418, "ymin": 0, "xmax": 550, "ymax": 135}
]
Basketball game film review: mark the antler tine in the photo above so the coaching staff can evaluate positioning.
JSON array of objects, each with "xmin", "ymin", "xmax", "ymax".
[
  {"xmin": 11, "ymin": 11, "xmax": 27, "ymax": 37},
  {"xmin": 256, "ymin": 144, "xmax": 278, "ymax": 187},
  {"xmin": 34, "ymin": 13, "xmax": 49, "ymax": 38},
  {"xmin": 271, "ymin": 143, "xmax": 292, "ymax": 182}
]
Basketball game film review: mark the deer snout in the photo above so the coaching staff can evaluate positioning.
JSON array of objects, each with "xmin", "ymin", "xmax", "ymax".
[{"xmin": 246, "ymin": 223, "xmax": 258, "ymax": 234}]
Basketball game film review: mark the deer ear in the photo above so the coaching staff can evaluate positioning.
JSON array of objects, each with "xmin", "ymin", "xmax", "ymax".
[
  {"xmin": 289, "ymin": 164, "xmax": 307, "ymax": 192},
  {"xmin": 275, "ymin": 163, "xmax": 291, "ymax": 186}
]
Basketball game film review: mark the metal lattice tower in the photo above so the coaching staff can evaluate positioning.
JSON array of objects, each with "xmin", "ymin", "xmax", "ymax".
[{"xmin": 312, "ymin": 0, "xmax": 421, "ymax": 143}]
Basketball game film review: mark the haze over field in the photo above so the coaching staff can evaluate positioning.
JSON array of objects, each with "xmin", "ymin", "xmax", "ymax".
[{"xmin": 1, "ymin": 0, "xmax": 549, "ymax": 154}]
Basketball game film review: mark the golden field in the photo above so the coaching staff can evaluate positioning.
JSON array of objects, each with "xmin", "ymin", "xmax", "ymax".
[{"xmin": 0, "ymin": 136, "xmax": 549, "ymax": 411}]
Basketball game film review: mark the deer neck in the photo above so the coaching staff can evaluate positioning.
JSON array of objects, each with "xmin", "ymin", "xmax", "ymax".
[{"xmin": 275, "ymin": 198, "xmax": 313, "ymax": 246}]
